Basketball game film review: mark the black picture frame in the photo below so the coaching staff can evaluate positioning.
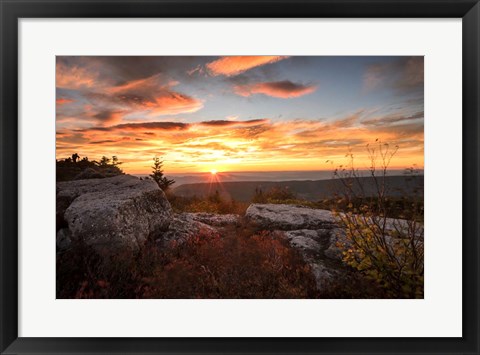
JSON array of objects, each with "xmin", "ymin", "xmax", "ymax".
[{"xmin": 1, "ymin": 1, "xmax": 479, "ymax": 354}]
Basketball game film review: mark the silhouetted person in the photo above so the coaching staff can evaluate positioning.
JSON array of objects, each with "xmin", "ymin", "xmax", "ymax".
[{"xmin": 72, "ymin": 153, "xmax": 80, "ymax": 163}]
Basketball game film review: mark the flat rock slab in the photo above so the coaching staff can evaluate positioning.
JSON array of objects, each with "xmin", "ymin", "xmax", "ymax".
[
  {"xmin": 246, "ymin": 204, "xmax": 337, "ymax": 230},
  {"xmin": 183, "ymin": 212, "xmax": 241, "ymax": 227}
]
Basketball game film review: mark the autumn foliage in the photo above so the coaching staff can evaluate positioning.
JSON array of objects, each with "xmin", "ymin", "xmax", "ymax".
[
  {"xmin": 332, "ymin": 142, "xmax": 424, "ymax": 298},
  {"xmin": 57, "ymin": 225, "xmax": 317, "ymax": 299}
]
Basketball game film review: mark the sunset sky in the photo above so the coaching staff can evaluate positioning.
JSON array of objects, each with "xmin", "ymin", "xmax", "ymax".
[{"xmin": 56, "ymin": 56, "xmax": 424, "ymax": 174}]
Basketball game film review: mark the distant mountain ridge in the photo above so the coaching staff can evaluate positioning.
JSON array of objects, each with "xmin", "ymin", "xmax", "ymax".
[
  {"xmin": 136, "ymin": 169, "xmax": 423, "ymax": 186},
  {"xmin": 173, "ymin": 175, "xmax": 424, "ymax": 202}
]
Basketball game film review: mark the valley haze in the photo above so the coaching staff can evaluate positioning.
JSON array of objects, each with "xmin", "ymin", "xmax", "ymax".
[{"xmin": 136, "ymin": 169, "xmax": 423, "ymax": 186}]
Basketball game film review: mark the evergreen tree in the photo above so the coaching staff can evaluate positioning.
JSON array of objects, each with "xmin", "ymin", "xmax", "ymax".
[
  {"xmin": 150, "ymin": 157, "xmax": 175, "ymax": 190},
  {"xmin": 99, "ymin": 156, "xmax": 111, "ymax": 167}
]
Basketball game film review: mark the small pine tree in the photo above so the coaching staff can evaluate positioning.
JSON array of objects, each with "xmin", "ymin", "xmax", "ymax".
[
  {"xmin": 99, "ymin": 156, "xmax": 111, "ymax": 167},
  {"xmin": 111, "ymin": 156, "xmax": 121, "ymax": 167},
  {"xmin": 150, "ymin": 157, "xmax": 175, "ymax": 190}
]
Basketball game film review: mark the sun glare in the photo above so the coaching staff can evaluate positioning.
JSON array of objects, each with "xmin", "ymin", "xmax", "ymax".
[{"xmin": 210, "ymin": 169, "xmax": 217, "ymax": 175}]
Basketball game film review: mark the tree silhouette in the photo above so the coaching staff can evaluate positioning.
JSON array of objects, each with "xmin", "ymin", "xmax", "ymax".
[
  {"xmin": 150, "ymin": 157, "xmax": 175, "ymax": 190},
  {"xmin": 111, "ymin": 156, "xmax": 122, "ymax": 167},
  {"xmin": 99, "ymin": 156, "xmax": 111, "ymax": 167}
]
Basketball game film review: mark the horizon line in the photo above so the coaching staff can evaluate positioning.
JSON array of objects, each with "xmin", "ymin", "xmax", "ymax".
[{"xmin": 130, "ymin": 167, "xmax": 425, "ymax": 176}]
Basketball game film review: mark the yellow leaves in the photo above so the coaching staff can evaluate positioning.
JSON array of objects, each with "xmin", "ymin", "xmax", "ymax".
[{"xmin": 336, "ymin": 207, "xmax": 423, "ymax": 298}]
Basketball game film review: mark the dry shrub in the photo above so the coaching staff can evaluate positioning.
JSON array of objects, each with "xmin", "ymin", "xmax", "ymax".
[
  {"xmin": 252, "ymin": 186, "xmax": 297, "ymax": 203},
  {"xmin": 318, "ymin": 269, "xmax": 388, "ymax": 299},
  {"xmin": 332, "ymin": 141, "xmax": 424, "ymax": 298},
  {"xmin": 167, "ymin": 191, "xmax": 249, "ymax": 215},
  {"xmin": 57, "ymin": 226, "xmax": 317, "ymax": 299},
  {"xmin": 56, "ymin": 241, "xmax": 142, "ymax": 298},
  {"xmin": 144, "ymin": 228, "xmax": 317, "ymax": 298}
]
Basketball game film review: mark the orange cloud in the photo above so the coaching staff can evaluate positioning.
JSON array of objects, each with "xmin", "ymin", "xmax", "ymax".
[
  {"xmin": 103, "ymin": 74, "xmax": 203, "ymax": 116},
  {"xmin": 57, "ymin": 114, "xmax": 423, "ymax": 174},
  {"xmin": 92, "ymin": 110, "xmax": 125, "ymax": 124},
  {"xmin": 148, "ymin": 92, "xmax": 203, "ymax": 116},
  {"xmin": 56, "ymin": 98, "xmax": 74, "ymax": 105},
  {"xmin": 234, "ymin": 80, "xmax": 316, "ymax": 98},
  {"xmin": 107, "ymin": 74, "xmax": 177, "ymax": 94},
  {"xmin": 206, "ymin": 56, "xmax": 288, "ymax": 76},
  {"xmin": 56, "ymin": 62, "xmax": 99, "ymax": 89}
]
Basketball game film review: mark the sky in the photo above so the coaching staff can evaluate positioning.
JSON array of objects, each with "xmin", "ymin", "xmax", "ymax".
[{"xmin": 56, "ymin": 56, "xmax": 424, "ymax": 174}]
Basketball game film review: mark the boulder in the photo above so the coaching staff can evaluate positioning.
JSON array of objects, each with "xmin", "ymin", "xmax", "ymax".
[
  {"xmin": 281, "ymin": 228, "xmax": 345, "ymax": 289},
  {"xmin": 283, "ymin": 229, "xmax": 331, "ymax": 257},
  {"xmin": 56, "ymin": 228, "xmax": 72, "ymax": 250},
  {"xmin": 157, "ymin": 213, "xmax": 218, "ymax": 247},
  {"xmin": 245, "ymin": 204, "xmax": 337, "ymax": 230},
  {"xmin": 57, "ymin": 175, "xmax": 172, "ymax": 252},
  {"xmin": 309, "ymin": 262, "xmax": 344, "ymax": 290}
]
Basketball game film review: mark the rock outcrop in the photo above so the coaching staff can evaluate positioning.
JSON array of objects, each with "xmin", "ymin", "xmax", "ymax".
[
  {"xmin": 283, "ymin": 228, "xmax": 344, "ymax": 289},
  {"xmin": 183, "ymin": 212, "xmax": 241, "ymax": 227},
  {"xmin": 56, "ymin": 175, "xmax": 172, "ymax": 252},
  {"xmin": 155, "ymin": 212, "xmax": 241, "ymax": 247},
  {"xmin": 245, "ymin": 203, "xmax": 423, "ymax": 290},
  {"xmin": 245, "ymin": 204, "xmax": 343, "ymax": 288},
  {"xmin": 245, "ymin": 203, "xmax": 337, "ymax": 230},
  {"xmin": 157, "ymin": 213, "xmax": 219, "ymax": 247}
]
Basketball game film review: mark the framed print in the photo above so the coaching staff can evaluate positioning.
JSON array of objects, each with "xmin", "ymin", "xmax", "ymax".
[{"xmin": 1, "ymin": 0, "xmax": 479, "ymax": 354}]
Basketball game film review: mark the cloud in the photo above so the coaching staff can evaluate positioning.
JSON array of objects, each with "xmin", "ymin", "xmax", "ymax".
[
  {"xmin": 199, "ymin": 119, "xmax": 269, "ymax": 127},
  {"xmin": 330, "ymin": 113, "xmax": 362, "ymax": 128},
  {"xmin": 100, "ymin": 74, "xmax": 203, "ymax": 116},
  {"xmin": 89, "ymin": 140, "xmax": 116, "ymax": 144},
  {"xmin": 56, "ymin": 61, "xmax": 100, "ymax": 90},
  {"xmin": 106, "ymin": 73, "xmax": 177, "ymax": 94},
  {"xmin": 148, "ymin": 92, "xmax": 203, "ymax": 116},
  {"xmin": 399, "ymin": 57, "xmax": 424, "ymax": 90},
  {"xmin": 56, "ymin": 98, "xmax": 74, "ymax": 105},
  {"xmin": 79, "ymin": 75, "xmax": 203, "ymax": 117},
  {"xmin": 206, "ymin": 56, "xmax": 288, "ymax": 76},
  {"xmin": 92, "ymin": 110, "xmax": 125, "ymax": 124},
  {"xmin": 82, "ymin": 121, "xmax": 190, "ymax": 132},
  {"xmin": 80, "ymin": 119, "xmax": 270, "ymax": 134},
  {"xmin": 57, "ymin": 58, "xmax": 204, "ymax": 120},
  {"xmin": 234, "ymin": 124, "xmax": 272, "ymax": 139},
  {"xmin": 55, "ymin": 57, "xmax": 423, "ymax": 173},
  {"xmin": 234, "ymin": 80, "xmax": 317, "ymax": 98},
  {"xmin": 58, "ymin": 113, "xmax": 423, "ymax": 173},
  {"xmin": 86, "ymin": 56, "xmax": 200, "ymax": 83},
  {"xmin": 187, "ymin": 65, "xmax": 204, "ymax": 76},
  {"xmin": 362, "ymin": 111, "xmax": 424, "ymax": 126},
  {"xmin": 364, "ymin": 57, "xmax": 424, "ymax": 92}
]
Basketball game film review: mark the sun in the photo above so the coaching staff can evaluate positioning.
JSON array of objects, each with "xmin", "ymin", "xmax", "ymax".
[{"xmin": 210, "ymin": 169, "xmax": 217, "ymax": 175}]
